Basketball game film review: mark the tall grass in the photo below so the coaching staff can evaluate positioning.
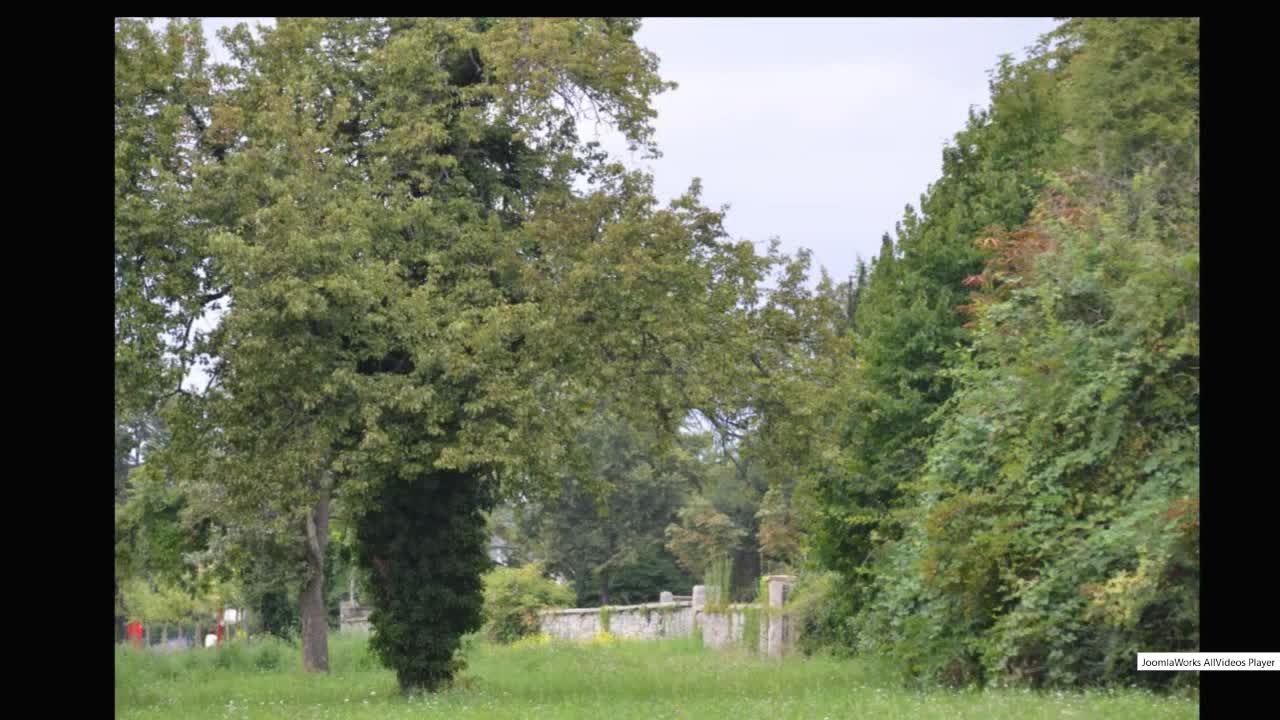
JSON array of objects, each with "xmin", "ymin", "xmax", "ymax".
[
  {"xmin": 116, "ymin": 632, "xmax": 1197, "ymax": 719},
  {"xmin": 702, "ymin": 555, "xmax": 733, "ymax": 609}
]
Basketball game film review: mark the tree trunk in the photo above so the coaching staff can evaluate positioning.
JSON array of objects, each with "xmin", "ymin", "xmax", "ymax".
[
  {"xmin": 301, "ymin": 483, "xmax": 331, "ymax": 672},
  {"xmin": 144, "ymin": 623, "xmax": 151, "ymax": 648},
  {"xmin": 600, "ymin": 534, "xmax": 614, "ymax": 605}
]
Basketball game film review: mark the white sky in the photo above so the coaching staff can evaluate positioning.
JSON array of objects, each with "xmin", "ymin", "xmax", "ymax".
[{"xmin": 619, "ymin": 18, "xmax": 1059, "ymax": 282}]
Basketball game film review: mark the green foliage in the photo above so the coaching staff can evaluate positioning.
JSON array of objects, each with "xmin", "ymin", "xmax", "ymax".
[
  {"xmin": 755, "ymin": 485, "xmax": 801, "ymax": 571},
  {"xmin": 235, "ymin": 544, "xmax": 306, "ymax": 642},
  {"xmin": 813, "ymin": 40, "xmax": 1065, "ymax": 591},
  {"xmin": 803, "ymin": 18, "xmax": 1192, "ymax": 691},
  {"xmin": 702, "ymin": 556, "xmax": 734, "ymax": 610},
  {"xmin": 114, "ymin": 18, "xmax": 223, "ymax": 419},
  {"xmin": 804, "ymin": 18, "xmax": 1198, "ymax": 692},
  {"xmin": 212, "ymin": 642, "xmax": 246, "ymax": 670},
  {"xmin": 697, "ymin": 458, "xmax": 770, "ymax": 597},
  {"xmin": 116, "ymin": 461, "xmax": 206, "ymax": 592},
  {"xmin": 666, "ymin": 498, "xmax": 746, "ymax": 578},
  {"xmin": 116, "ymin": 15, "xmax": 1199, "ymax": 697},
  {"xmin": 481, "ymin": 564, "xmax": 574, "ymax": 644},
  {"xmin": 1049, "ymin": 18, "xmax": 1199, "ymax": 180},
  {"xmin": 928, "ymin": 171, "xmax": 1199, "ymax": 689},
  {"xmin": 512, "ymin": 415, "xmax": 700, "ymax": 606},
  {"xmin": 253, "ymin": 639, "xmax": 285, "ymax": 671},
  {"xmin": 355, "ymin": 469, "xmax": 495, "ymax": 692},
  {"xmin": 740, "ymin": 603, "xmax": 762, "ymax": 653},
  {"xmin": 595, "ymin": 543, "xmax": 695, "ymax": 606},
  {"xmin": 844, "ymin": 256, "xmax": 870, "ymax": 339},
  {"xmin": 786, "ymin": 572, "xmax": 857, "ymax": 657},
  {"xmin": 702, "ymin": 249, "xmax": 855, "ymax": 586},
  {"xmin": 124, "ymin": 16, "xmax": 771, "ymax": 687}
]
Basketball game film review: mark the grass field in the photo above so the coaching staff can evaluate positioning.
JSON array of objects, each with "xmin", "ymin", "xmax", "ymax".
[{"xmin": 115, "ymin": 633, "xmax": 1198, "ymax": 719}]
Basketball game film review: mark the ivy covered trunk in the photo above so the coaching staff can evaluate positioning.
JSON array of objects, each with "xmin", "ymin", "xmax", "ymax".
[
  {"xmin": 301, "ymin": 484, "xmax": 331, "ymax": 672},
  {"xmin": 357, "ymin": 469, "xmax": 494, "ymax": 692}
]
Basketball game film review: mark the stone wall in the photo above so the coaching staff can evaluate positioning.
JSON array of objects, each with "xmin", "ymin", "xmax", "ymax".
[
  {"xmin": 540, "ymin": 601, "xmax": 695, "ymax": 641},
  {"xmin": 538, "ymin": 575, "xmax": 796, "ymax": 656},
  {"xmin": 339, "ymin": 600, "xmax": 371, "ymax": 633},
  {"xmin": 697, "ymin": 605, "xmax": 769, "ymax": 650},
  {"xmin": 338, "ymin": 576, "xmax": 797, "ymax": 655}
]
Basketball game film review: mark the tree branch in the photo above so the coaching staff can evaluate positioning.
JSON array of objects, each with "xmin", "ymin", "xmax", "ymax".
[
  {"xmin": 185, "ymin": 103, "xmax": 208, "ymax": 134},
  {"xmin": 750, "ymin": 350, "xmax": 772, "ymax": 378},
  {"xmin": 201, "ymin": 288, "xmax": 231, "ymax": 306}
]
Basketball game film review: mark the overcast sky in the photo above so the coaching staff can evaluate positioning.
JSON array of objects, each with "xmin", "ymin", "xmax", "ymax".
[{"xmin": 199, "ymin": 17, "xmax": 1057, "ymax": 285}]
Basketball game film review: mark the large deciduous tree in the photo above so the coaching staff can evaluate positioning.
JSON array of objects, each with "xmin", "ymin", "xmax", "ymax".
[{"xmin": 122, "ymin": 17, "xmax": 772, "ymax": 689}]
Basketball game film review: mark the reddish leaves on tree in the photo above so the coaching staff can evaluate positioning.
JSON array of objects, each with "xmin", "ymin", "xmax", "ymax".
[{"xmin": 960, "ymin": 188, "xmax": 1089, "ymax": 322}]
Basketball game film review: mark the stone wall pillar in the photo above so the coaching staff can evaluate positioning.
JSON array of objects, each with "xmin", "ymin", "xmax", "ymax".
[
  {"xmin": 765, "ymin": 575, "xmax": 795, "ymax": 658},
  {"xmin": 660, "ymin": 591, "xmax": 673, "ymax": 603},
  {"xmin": 691, "ymin": 585, "xmax": 706, "ymax": 612}
]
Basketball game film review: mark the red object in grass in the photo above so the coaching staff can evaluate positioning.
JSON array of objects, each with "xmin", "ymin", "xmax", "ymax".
[{"xmin": 127, "ymin": 621, "xmax": 143, "ymax": 648}]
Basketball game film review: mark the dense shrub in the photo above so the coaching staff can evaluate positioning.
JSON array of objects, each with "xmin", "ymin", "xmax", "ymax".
[
  {"xmin": 356, "ymin": 469, "xmax": 495, "ymax": 692},
  {"xmin": 803, "ymin": 18, "xmax": 1197, "ymax": 691},
  {"xmin": 786, "ymin": 572, "xmax": 858, "ymax": 657},
  {"xmin": 252, "ymin": 638, "xmax": 285, "ymax": 671},
  {"xmin": 844, "ymin": 168, "xmax": 1199, "ymax": 690},
  {"xmin": 482, "ymin": 563, "xmax": 575, "ymax": 644}
]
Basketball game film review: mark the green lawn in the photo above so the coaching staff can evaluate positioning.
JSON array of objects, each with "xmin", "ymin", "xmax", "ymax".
[{"xmin": 116, "ymin": 633, "xmax": 1198, "ymax": 719}]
